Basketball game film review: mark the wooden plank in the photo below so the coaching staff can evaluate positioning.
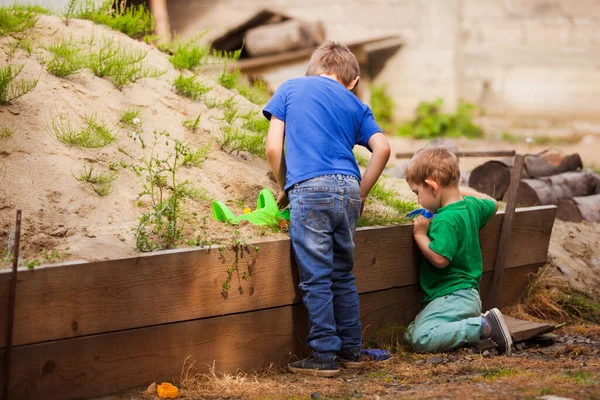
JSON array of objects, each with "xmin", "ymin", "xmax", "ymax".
[
  {"xmin": 480, "ymin": 263, "xmax": 544, "ymax": 309},
  {"xmin": 0, "ymin": 206, "xmax": 556, "ymax": 348},
  {"xmin": 485, "ymin": 154, "xmax": 525, "ymax": 310},
  {"xmin": 0, "ymin": 287, "xmax": 415, "ymax": 400},
  {"xmin": 395, "ymin": 150, "xmax": 516, "ymax": 159},
  {"xmin": 504, "ymin": 316, "xmax": 554, "ymax": 342}
]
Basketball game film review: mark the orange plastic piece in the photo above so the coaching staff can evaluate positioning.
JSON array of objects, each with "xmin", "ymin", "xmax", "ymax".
[{"xmin": 157, "ymin": 382, "xmax": 179, "ymax": 398}]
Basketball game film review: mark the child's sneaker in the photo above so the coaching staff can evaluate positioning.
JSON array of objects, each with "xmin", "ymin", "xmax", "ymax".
[
  {"xmin": 337, "ymin": 347, "xmax": 363, "ymax": 369},
  {"xmin": 287, "ymin": 357, "xmax": 340, "ymax": 377},
  {"xmin": 482, "ymin": 308, "xmax": 513, "ymax": 356}
]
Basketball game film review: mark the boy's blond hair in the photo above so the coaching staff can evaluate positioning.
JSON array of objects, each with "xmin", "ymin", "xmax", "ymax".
[
  {"xmin": 306, "ymin": 40, "xmax": 360, "ymax": 87},
  {"xmin": 406, "ymin": 147, "xmax": 461, "ymax": 188}
]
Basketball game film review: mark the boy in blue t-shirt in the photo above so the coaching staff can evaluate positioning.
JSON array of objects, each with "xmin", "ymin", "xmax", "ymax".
[{"xmin": 263, "ymin": 41, "xmax": 391, "ymax": 377}]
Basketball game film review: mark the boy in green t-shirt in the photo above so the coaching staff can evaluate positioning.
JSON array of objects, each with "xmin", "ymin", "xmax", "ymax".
[{"xmin": 404, "ymin": 147, "xmax": 513, "ymax": 356}]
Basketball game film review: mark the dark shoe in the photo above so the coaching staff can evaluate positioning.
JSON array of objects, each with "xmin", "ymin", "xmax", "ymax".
[
  {"xmin": 483, "ymin": 308, "xmax": 513, "ymax": 356},
  {"xmin": 287, "ymin": 357, "xmax": 340, "ymax": 377},
  {"xmin": 337, "ymin": 347, "xmax": 364, "ymax": 369}
]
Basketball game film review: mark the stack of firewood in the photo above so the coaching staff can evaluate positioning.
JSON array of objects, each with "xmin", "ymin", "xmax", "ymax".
[{"xmin": 469, "ymin": 150, "xmax": 600, "ymax": 222}]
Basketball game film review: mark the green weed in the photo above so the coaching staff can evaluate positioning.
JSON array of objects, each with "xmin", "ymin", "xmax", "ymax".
[
  {"xmin": 396, "ymin": 99, "xmax": 484, "ymax": 139},
  {"xmin": 64, "ymin": 0, "xmax": 77, "ymax": 26},
  {"xmin": 204, "ymin": 95, "xmax": 236, "ymax": 110},
  {"xmin": 4, "ymin": 36, "xmax": 33, "ymax": 59},
  {"xmin": 0, "ymin": 63, "xmax": 38, "ymax": 105},
  {"xmin": 22, "ymin": 258, "xmax": 40, "ymax": 269},
  {"xmin": 182, "ymin": 113, "xmax": 202, "ymax": 132},
  {"xmin": 119, "ymin": 108, "xmax": 142, "ymax": 127},
  {"xmin": 168, "ymin": 33, "xmax": 211, "ymax": 71},
  {"xmin": 73, "ymin": 161, "xmax": 117, "ymax": 196},
  {"xmin": 0, "ymin": 124, "xmax": 14, "ymax": 139},
  {"xmin": 370, "ymin": 85, "xmax": 394, "ymax": 133},
  {"xmin": 217, "ymin": 126, "xmax": 265, "ymax": 158},
  {"xmin": 45, "ymin": 37, "xmax": 86, "ymax": 77},
  {"xmin": 240, "ymin": 110, "xmax": 269, "ymax": 134},
  {"xmin": 236, "ymin": 79, "xmax": 270, "ymax": 105},
  {"xmin": 221, "ymin": 105, "xmax": 238, "ymax": 125},
  {"xmin": 172, "ymin": 74, "xmax": 211, "ymax": 100},
  {"xmin": 0, "ymin": 4, "xmax": 40, "ymax": 37},
  {"xmin": 370, "ymin": 181, "xmax": 419, "ymax": 214},
  {"xmin": 182, "ymin": 140, "xmax": 211, "ymax": 168},
  {"xmin": 50, "ymin": 114, "xmax": 117, "ymax": 148},
  {"xmin": 77, "ymin": 0, "xmax": 154, "ymax": 39},
  {"xmin": 354, "ymin": 150, "xmax": 369, "ymax": 167},
  {"xmin": 564, "ymin": 370, "xmax": 595, "ymax": 386},
  {"xmin": 42, "ymin": 249, "xmax": 63, "ymax": 263},
  {"xmin": 218, "ymin": 230, "xmax": 259, "ymax": 298},
  {"xmin": 218, "ymin": 66, "xmax": 240, "ymax": 89}
]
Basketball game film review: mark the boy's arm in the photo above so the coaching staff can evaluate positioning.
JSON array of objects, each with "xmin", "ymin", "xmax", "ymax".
[
  {"xmin": 413, "ymin": 216, "xmax": 450, "ymax": 269},
  {"xmin": 360, "ymin": 132, "xmax": 390, "ymax": 207},
  {"xmin": 265, "ymin": 116, "xmax": 288, "ymax": 207},
  {"xmin": 460, "ymin": 186, "xmax": 499, "ymax": 211}
]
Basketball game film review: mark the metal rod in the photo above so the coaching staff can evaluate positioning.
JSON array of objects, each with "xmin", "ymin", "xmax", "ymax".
[{"xmin": 3, "ymin": 210, "xmax": 21, "ymax": 400}]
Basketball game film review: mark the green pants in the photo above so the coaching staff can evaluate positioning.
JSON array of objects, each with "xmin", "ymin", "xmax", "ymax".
[{"xmin": 405, "ymin": 288, "xmax": 483, "ymax": 353}]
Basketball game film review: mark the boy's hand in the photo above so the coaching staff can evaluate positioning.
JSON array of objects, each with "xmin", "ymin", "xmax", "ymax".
[
  {"xmin": 360, "ymin": 195, "xmax": 367, "ymax": 216},
  {"xmin": 277, "ymin": 191, "xmax": 289, "ymax": 209},
  {"xmin": 413, "ymin": 216, "xmax": 430, "ymax": 236}
]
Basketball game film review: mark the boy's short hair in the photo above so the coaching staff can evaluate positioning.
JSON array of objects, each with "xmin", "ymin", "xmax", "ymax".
[
  {"xmin": 406, "ymin": 147, "xmax": 461, "ymax": 187},
  {"xmin": 306, "ymin": 40, "xmax": 360, "ymax": 87}
]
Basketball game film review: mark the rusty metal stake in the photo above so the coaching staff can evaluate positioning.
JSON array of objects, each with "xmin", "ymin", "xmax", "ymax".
[{"xmin": 3, "ymin": 210, "xmax": 21, "ymax": 400}]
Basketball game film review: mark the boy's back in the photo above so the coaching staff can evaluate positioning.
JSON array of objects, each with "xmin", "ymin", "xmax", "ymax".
[
  {"xmin": 263, "ymin": 76, "xmax": 380, "ymax": 191},
  {"xmin": 421, "ymin": 195, "xmax": 496, "ymax": 303}
]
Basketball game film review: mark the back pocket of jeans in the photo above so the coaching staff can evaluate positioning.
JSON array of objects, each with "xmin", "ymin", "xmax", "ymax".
[{"xmin": 300, "ymin": 197, "xmax": 334, "ymax": 231}]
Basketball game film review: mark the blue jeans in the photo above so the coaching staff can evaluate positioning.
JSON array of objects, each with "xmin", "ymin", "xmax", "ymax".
[{"xmin": 288, "ymin": 174, "xmax": 363, "ymax": 359}]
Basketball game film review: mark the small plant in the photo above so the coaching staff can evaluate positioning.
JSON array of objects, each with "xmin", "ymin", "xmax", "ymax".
[
  {"xmin": 50, "ymin": 114, "xmax": 117, "ymax": 148},
  {"xmin": 182, "ymin": 113, "xmax": 202, "ymax": 132},
  {"xmin": 218, "ymin": 66, "xmax": 240, "ymax": 89},
  {"xmin": 119, "ymin": 108, "xmax": 142, "ymax": 127},
  {"xmin": 221, "ymin": 105, "xmax": 239, "ymax": 125},
  {"xmin": 219, "ymin": 230, "xmax": 259, "ymax": 298},
  {"xmin": 0, "ymin": 4, "xmax": 41, "ymax": 37},
  {"xmin": 77, "ymin": 0, "xmax": 154, "ymax": 39},
  {"xmin": 370, "ymin": 85, "xmax": 394, "ymax": 133},
  {"xmin": 22, "ymin": 258, "xmax": 40, "ymax": 270},
  {"xmin": 0, "ymin": 64, "xmax": 38, "ymax": 105},
  {"xmin": 45, "ymin": 37, "xmax": 86, "ymax": 77},
  {"xmin": 236, "ymin": 79, "xmax": 270, "ymax": 105},
  {"xmin": 0, "ymin": 124, "xmax": 14, "ymax": 139},
  {"xmin": 396, "ymin": 98, "xmax": 484, "ymax": 139},
  {"xmin": 73, "ymin": 161, "xmax": 118, "ymax": 196},
  {"xmin": 240, "ymin": 111, "xmax": 269, "ymax": 134},
  {"xmin": 64, "ymin": 0, "xmax": 78, "ymax": 26},
  {"xmin": 182, "ymin": 141, "xmax": 212, "ymax": 168},
  {"xmin": 480, "ymin": 367, "xmax": 518, "ymax": 379},
  {"xmin": 564, "ymin": 370, "xmax": 595, "ymax": 386},
  {"xmin": 370, "ymin": 181, "xmax": 419, "ymax": 215},
  {"xmin": 43, "ymin": 249, "xmax": 63, "ymax": 263},
  {"xmin": 173, "ymin": 74, "xmax": 211, "ymax": 100},
  {"xmin": 205, "ymin": 95, "xmax": 236, "ymax": 110},
  {"xmin": 358, "ymin": 181, "xmax": 418, "ymax": 227},
  {"xmin": 169, "ymin": 33, "xmax": 211, "ymax": 71},
  {"xmin": 216, "ymin": 126, "xmax": 266, "ymax": 158}
]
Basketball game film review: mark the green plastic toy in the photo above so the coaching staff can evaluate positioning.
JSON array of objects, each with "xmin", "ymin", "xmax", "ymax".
[{"xmin": 212, "ymin": 188, "xmax": 290, "ymax": 225}]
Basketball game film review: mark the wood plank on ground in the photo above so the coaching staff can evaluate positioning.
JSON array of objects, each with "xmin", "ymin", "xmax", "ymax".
[
  {"xmin": 504, "ymin": 316, "xmax": 555, "ymax": 342},
  {"xmin": 0, "ymin": 207, "xmax": 556, "ymax": 348},
  {"xmin": 0, "ymin": 287, "xmax": 419, "ymax": 400}
]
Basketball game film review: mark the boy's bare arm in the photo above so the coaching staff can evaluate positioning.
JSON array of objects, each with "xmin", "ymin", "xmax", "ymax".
[
  {"xmin": 265, "ymin": 116, "xmax": 288, "ymax": 206},
  {"xmin": 413, "ymin": 216, "xmax": 450, "ymax": 269},
  {"xmin": 460, "ymin": 186, "xmax": 499, "ymax": 211},
  {"xmin": 360, "ymin": 132, "xmax": 391, "ymax": 203}
]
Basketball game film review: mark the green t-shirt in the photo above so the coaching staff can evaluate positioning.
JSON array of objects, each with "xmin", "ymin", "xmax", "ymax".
[{"xmin": 420, "ymin": 196, "xmax": 497, "ymax": 303}]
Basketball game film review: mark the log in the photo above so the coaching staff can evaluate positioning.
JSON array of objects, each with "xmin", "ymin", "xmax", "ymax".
[
  {"xmin": 556, "ymin": 194, "xmax": 600, "ymax": 222},
  {"xmin": 469, "ymin": 160, "xmax": 511, "ymax": 200},
  {"xmin": 517, "ymin": 170, "xmax": 600, "ymax": 207},
  {"xmin": 524, "ymin": 151, "xmax": 583, "ymax": 178},
  {"xmin": 244, "ymin": 19, "xmax": 326, "ymax": 57}
]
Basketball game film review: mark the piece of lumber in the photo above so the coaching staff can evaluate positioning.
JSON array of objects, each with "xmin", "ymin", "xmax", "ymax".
[
  {"xmin": 524, "ymin": 151, "xmax": 582, "ymax": 178},
  {"xmin": 517, "ymin": 169, "xmax": 600, "ymax": 207},
  {"xmin": 0, "ymin": 207, "xmax": 556, "ymax": 348},
  {"xmin": 557, "ymin": 194, "xmax": 600, "ymax": 222},
  {"xmin": 485, "ymin": 154, "xmax": 525, "ymax": 309},
  {"xmin": 395, "ymin": 150, "xmax": 516, "ymax": 159},
  {"xmin": 244, "ymin": 19, "xmax": 325, "ymax": 57},
  {"xmin": 469, "ymin": 160, "xmax": 512, "ymax": 200},
  {"xmin": 503, "ymin": 316, "xmax": 555, "ymax": 343}
]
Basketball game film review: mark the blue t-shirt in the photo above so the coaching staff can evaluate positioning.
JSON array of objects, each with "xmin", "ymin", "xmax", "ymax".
[{"xmin": 262, "ymin": 76, "xmax": 381, "ymax": 191}]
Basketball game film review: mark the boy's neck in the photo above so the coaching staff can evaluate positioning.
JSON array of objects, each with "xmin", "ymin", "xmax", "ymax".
[
  {"xmin": 319, "ymin": 73, "xmax": 342, "ymax": 85},
  {"xmin": 439, "ymin": 186, "xmax": 463, "ymax": 209}
]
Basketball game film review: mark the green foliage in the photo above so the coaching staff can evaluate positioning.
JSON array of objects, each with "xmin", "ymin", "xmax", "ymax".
[
  {"xmin": 216, "ymin": 126, "xmax": 266, "ymax": 158},
  {"xmin": 480, "ymin": 367, "xmax": 518, "ymax": 379},
  {"xmin": 370, "ymin": 85, "xmax": 394, "ymax": 132},
  {"xmin": 64, "ymin": 0, "xmax": 78, "ymax": 26},
  {"xmin": 73, "ymin": 161, "xmax": 118, "ymax": 196},
  {"xmin": 564, "ymin": 370, "xmax": 595, "ymax": 386},
  {"xmin": 353, "ymin": 150, "xmax": 369, "ymax": 167},
  {"xmin": 49, "ymin": 114, "xmax": 117, "ymax": 148},
  {"xmin": 396, "ymin": 98, "xmax": 484, "ymax": 139},
  {"xmin": 0, "ymin": 124, "xmax": 14, "ymax": 139},
  {"xmin": 77, "ymin": 0, "xmax": 154, "ymax": 39},
  {"xmin": 172, "ymin": 74, "xmax": 211, "ymax": 100},
  {"xmin": 370, "ymin": 181, "xmax": 418, "ymax": 214},
  {"xmin": 182, "ymin": 141, "xmax": 211, "ymax": 168},
  {"xmin": 119, "ymin": 108, "xmax": 142, "ymax": 127},
  {"xmin": 240, "ymin": 110, "xmax": 269, "ymax": 134},
  {"xmin": 0, "ymin": 64, "xmax": 38, "ymax": 105},
  {"xmin": 45, "ymin": 37, "xmax": 86, "ymax": 77},
  {"xmin": 43, "ymin": 249, "xmax": 63, "ymax": 263},
  {"xmin": 559, "ymin": 290, "xmax": 600, "ymax": 322},
  {"xmin": 0, "ymin": 4, "xmax": 41, "ymax": 37},
  {"xmin": 168, "ymin": 32, "xmax": 211, "ymax": 71},
  {"xmin": 218, "ymin": 66, "xmax": 240, "ymax": 89},
  {"xmin": 236, "ymin": 79, "xmax": 270, "ymax": 105},
  {"xmin": 204, "ymin": 95, "xmax": 237, "ymax": 110},
  {"xmin": 219, "ymin": 230, "xmax": 259, "ymax": 298},
  {"xmin": 358, "ymin": 181, "xmax": 418, "ymax": 227},
  {"xmin": 182, "ymin": 113, "xmax": 202, "ymax": 132},
  {"xmin": 23, "ymin": 258, "xmax": 40, "ymax": 270}
]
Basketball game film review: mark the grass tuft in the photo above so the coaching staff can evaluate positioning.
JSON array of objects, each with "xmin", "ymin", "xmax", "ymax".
[
  {"xmin": 182, "ymin": 113, "xmax": 202, "ymax": 132},
  {"xmin": 50, "ymin": 114, "xmax": 118, "ymax": 149},
  {"xmin": 0, "ymin": 124, "xmax": 14, "ymax": 139},
  {"xmin": 73, "ymin": 161, "xmax": 117, "ymax": 196},
  {"xmin": 218, "ymin": 66, "xmax": 240, "ymax": 89},
  {"xmin": 182, "ymin": 141, "xmax": 212, "ymax": 168},
  {"xmin": 240, "ymin": 110, "xmax": 269, "ymax": 134},
  {"xmin": 168, "ymin": 33, "xmax": 211, "ymax": 71},
  {"xmin": 216, "ymin": 126, "xmax": 265, "ymax": 158},
  {"xmin": 45, "ymin": 37, "xmax": 86, "ymax": 77},
  {"xmin": 0, "ymin": 64, "xmax": 38, "ymax": 105},
  {"xmin": 77, "ymin": 0, "xmax": 154, "ymax": 38},
  {"xmin": 119, "ymin": 108, "xmax": 142, "ymax": 127},
  {"xmin": 236, "ymin": 79, "xmax": 270, "ymax": 105},
  {"xmin": 173, "ymin": 74, "xmax": 211, "ymax": 100},
  {"xmin": 0, "ymin": 4, "xmax": 40, "ymax": 37}
]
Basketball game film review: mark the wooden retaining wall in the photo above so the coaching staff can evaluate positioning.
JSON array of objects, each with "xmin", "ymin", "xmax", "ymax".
[{"xmin": 0, "ymin": 205, "xmax": 556, "ymax": 400}]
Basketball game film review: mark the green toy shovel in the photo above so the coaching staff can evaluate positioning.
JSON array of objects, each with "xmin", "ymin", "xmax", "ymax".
[{"xmin": 212, "ymin": 188, "xmax": 290, "ymax": 226}]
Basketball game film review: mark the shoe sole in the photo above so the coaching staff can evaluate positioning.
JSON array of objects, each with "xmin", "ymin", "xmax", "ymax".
[
  {"xmin": 338, "ymin": 357, "xmax": 393, "ymax": 369},
  {"xmin": 287, "ymin": 364, "xmax": 341, "ymax": 377},
  {"xmin": 484, "ymin": 308, "xmax": 513, "ymax": 356}
]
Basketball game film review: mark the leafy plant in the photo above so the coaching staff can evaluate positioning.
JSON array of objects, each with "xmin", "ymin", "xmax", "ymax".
[
  {"xmin": 23, "ymin": 258, "xmax": 40, "ymax": 270},
  {"xmin": 396, "ymin": 98, "xmax": 484, "ymax": 139},
  {"xmin": 64, "ymin": 0, "xmax": 78, "ymax": 26},
  {"xmin": 73, "ymin": 161, "xmax": 117, "ymax": 196},
  {"xmin": 204, "ymin": 95, "xmax": 236, "ymax": 110},
  {"xmin": 168, "ymin": 32, "xmax": 211, "ymax": 71},
  {"xmin": 236, "ymin": 79, "xmax": 270, "ymax": 105},
  {"xmin": 358, "ymin": 181, "xmax": 418, "ymax": 227},
  {"xmin": 240, "ymin": 110, "xmax": 269, "ymax": 134},
  {"xmin": 0, "ymin": 64, "xmax": 38, "ymax": 105},
  {"xmin": 43, "ymin": 249, "xmax": 63, "ymax": 263},
  {"xmin": 45, "ymin": 37, "xmax": 86, "ymax": 77},
  {"xmin": 119, "ymin": 108, "xmax": 142, "ymax": 127},
  {"xmin": 0, "ymin": 4, "xmax": 41, "ymax": 37},
  {"xmin": 216, "ymin": 126, "xmax": 265, "ymax": 158},
  {"xmin": 182, "ymin": 113, "xmax": 202, "ymax": 132},
  {"xmin": 77, "ymin": 0, "xmax": 154, "ymax": 39},
  {"xmin": 49, "ymin": 114, "xmax": 117, "ymax": 148},
  {"xmin": 173, "ymin": 74, "xmax": 211, "ymax": 100},
  {"xmin": 182, "ymin": 141, "xmax": 212, "ymax": 168},
  {"xmin": 218, "ymin": 66, "xmax": 240, "ymax": 89},
  {"xmin": 219, "ymin": 230, "xmax": 259, "ymax": 298},
  {"xmin": 0, "ymin": 124, "xmax": 14, "ymax": 139},
  {"xmin": 370, "ymin": 85, "xmax": 394, "ymax": 133}
]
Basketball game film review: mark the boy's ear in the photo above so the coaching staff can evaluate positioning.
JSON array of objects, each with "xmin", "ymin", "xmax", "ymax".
[
  {"xmin": 348, "ymin": 76, "xmax": 359, "ymax": 92},
  {"xmin": 424, "ymin": 178, "xmax": 439, "ymax": 194}
]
